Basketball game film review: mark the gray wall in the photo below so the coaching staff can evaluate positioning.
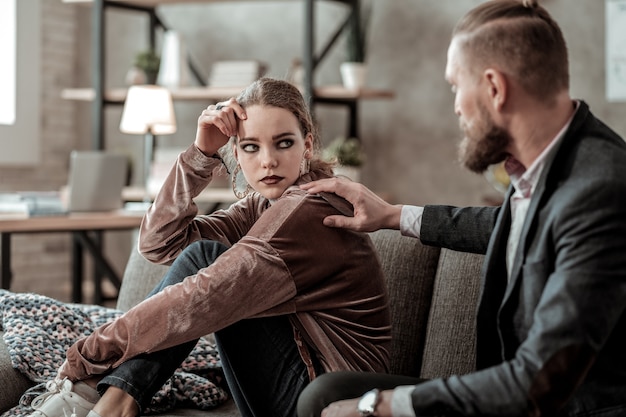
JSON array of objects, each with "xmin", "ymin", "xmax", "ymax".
[{"xmin": 75, "ymin": 0, "xmax": 626, "ymax": 208}]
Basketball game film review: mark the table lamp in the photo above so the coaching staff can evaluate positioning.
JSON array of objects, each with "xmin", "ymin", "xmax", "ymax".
[{"xmin": 120, "ymin": 85, "xmax": 176, "ymax": 209}]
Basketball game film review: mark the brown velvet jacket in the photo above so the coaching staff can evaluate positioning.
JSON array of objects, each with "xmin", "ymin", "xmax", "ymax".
[{"xmin": 63, "ymin": 145, "xmax": 390, "ymax": 381}]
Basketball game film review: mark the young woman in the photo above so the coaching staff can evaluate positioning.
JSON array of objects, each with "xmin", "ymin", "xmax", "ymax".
[{"xmin": 28, "ymin": 78, "xmax": 391, "ymax": 417}]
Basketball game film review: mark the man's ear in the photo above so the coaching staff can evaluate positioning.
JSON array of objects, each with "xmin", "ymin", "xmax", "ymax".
[{"xmin": 484, "ymin": 68, "xmax": 507, "ymax": 111}]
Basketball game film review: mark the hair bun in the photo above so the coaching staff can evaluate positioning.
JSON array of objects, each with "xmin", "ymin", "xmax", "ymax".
[{"xmin": 522, "ymin": 0, "xmax": 539, "ymax": 8}]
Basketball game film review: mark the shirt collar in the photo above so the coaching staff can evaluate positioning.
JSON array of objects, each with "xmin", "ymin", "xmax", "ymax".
[{"xmin": 505, "ymin": 100, "xmax": 579, "ymax": 198}]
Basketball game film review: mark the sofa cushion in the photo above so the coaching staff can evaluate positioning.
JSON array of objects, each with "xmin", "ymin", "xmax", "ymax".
[
  {"xmin": 368, "ymin": 230, "xmax": 441, "ymax": 377},
  {"xmin": 419, "ymin": 248, "xmax": 483, "ymax": 379},
  {"xmin": 116, "ymin": 246, "xmax": 170, "ymax": 312}
]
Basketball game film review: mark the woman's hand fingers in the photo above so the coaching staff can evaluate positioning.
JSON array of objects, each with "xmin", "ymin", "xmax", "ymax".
[
  {"xmin": 211, "ymin": 98, "xmax": 247, "ymax": 136},
  {"xmin": 195, "ymin": 98, "xmax": 247, "ymax": 155}
]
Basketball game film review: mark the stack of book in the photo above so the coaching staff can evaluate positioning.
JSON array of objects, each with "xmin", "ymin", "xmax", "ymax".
[
  {"xmin": 208, "ymin": 60, "xmax": 267, "ymax": 88},
  {"xmin": 0, "ymin": 192, "xmax": 66, "ymax": 218}
]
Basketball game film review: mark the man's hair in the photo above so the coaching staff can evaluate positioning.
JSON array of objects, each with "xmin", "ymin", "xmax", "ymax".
[{"xmin": 453, "ymin": 0, "xmax": 569, "ymax": 100}]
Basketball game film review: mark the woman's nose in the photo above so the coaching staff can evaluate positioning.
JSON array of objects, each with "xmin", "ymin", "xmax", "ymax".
[{"xmin": 261, "ymin": 149, "xmax": 278, "ymax": 168}]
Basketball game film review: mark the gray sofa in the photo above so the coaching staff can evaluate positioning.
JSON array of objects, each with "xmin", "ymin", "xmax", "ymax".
[{"xmin": 0, "ymin": 229, "xmax": 484, "ymax": 416}]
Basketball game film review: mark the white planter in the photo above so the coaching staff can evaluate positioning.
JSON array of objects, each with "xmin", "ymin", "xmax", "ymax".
[
  {"xmin": 157, "ymin": 31, "xmax": 191, "ymax": 88},
  {"xmin": 334, "ymin": 165, "xmax": 362, "ymax": 182},
  {"xmin": 340, "ymin": 62, "xmax": 368, "ymax": 90},
  {"xmin": 125, "ymin": 66, "xmax": 147, "ymax": 86}
]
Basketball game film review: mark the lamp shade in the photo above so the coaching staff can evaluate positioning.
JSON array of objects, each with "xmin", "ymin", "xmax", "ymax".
[{"xmin": 120, "ymin": 85, "xmax": 177, "ymax": 135}]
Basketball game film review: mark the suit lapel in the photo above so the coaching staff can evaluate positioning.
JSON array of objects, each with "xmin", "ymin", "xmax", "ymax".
[
  {"xmin": 502, "ymin": 101, "xmax": 590, "ymax": 303},
  {"xmin": 476, "ymin": 187, "xmax": 512, "ymax": 368}
]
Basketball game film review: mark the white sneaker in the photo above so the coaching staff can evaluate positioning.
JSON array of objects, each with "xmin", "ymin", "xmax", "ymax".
[{"xmin": 28, "ymin": 378, "xmax": 99, "ymax": 417}]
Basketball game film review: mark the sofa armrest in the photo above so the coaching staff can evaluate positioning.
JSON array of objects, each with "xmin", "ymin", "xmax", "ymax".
[{"xmin": 0, "ymin": 333, "xmax": 34, "ymax": 413}]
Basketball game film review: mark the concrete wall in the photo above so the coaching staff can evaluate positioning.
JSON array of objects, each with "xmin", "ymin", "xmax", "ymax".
[
  {"xmin": 78, "ymin": 0, "xmax": 626, "ymax": 207},
  {"xmin": 1, "ymin": 0, "xmax": 625, "ymax": 302}
]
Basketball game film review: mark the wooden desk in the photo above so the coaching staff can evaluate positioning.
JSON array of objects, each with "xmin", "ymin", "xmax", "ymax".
[
  {"xmin": 0, "ymin": 211, "xmax": 144, "ymax": 304},
  {"xmin": 122, "ymin": 186, "xmax": 238, "ymax": 213}
]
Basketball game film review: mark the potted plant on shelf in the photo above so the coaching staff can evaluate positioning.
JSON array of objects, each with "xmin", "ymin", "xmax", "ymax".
[
  {"xmin": 126, "ymin": 49, "xmax": 161, "ymax": 86},
  {"xmin": 324, "ymin": 137, "xmax": 365, "ymax": 182},
  {"xmin": 340, "ymin": 1, "xmax": 372, "ymax": 90}
]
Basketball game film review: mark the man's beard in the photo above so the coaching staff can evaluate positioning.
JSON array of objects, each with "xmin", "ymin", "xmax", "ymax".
[{"xmin": 458, "ymin": 104, "xmax": 511, "ymax": 173}]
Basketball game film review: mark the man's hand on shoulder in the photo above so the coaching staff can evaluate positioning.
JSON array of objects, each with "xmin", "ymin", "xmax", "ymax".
[{"xmin": 301, "ymin": 177, "xmax": 402, "ymax": 232}]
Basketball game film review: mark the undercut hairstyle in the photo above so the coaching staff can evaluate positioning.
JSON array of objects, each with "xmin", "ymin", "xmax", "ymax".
[{"xmin": 453, "ymin": 0, "xmax": 569, "ymax": 100}]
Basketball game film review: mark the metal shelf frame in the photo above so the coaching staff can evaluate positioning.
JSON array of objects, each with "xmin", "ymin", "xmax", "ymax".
[{"xmin": 88, "ymin": 0, "xmax": 365, "ymax": 149}]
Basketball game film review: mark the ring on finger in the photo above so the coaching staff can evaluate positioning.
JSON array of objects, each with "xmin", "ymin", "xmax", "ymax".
[{"xmin": 216, "ymin": 104, "xmax": 225, "ymax": 110}]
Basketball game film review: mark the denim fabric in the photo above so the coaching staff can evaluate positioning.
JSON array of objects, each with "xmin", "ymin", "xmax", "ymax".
[
  {"xmin": 97, "ymin": 240, "xmax": 228, "ymax": 409},
  {"xmin": 97, "ymin": 240, "xmax": 321, "ymax": 417},
  {"xmin": 215, "ymin": 315, "xmax": 323, "ymax": 417}
]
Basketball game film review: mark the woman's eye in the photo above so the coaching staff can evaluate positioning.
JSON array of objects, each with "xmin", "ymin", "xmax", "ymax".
[
  {"xmin": 278, "ymin": 139, "xmax": 294, "ymax": 149},
  {"xmin": 241, "ymin": 143, "xmax": 258, "ymax": 153}
]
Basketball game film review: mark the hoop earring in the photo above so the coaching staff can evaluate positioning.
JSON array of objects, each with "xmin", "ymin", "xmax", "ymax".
[
  {"xmin": 300, "ymin": 150, "xmax": 311, "ymax": 176},
  {"xmin": 231, "ymin": 164, "xmax": 252, "ymax": 199}
]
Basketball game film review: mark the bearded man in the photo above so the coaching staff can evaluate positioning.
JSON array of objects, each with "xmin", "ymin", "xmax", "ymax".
[{"xmin": 297, "ymin": 0, "xmax": 626, "ymax": 416}]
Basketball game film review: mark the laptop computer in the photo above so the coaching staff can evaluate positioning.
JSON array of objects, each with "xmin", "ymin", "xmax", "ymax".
[{"xmin": 66, "ymin": 150, "xmax": 128, "ymax": 212}]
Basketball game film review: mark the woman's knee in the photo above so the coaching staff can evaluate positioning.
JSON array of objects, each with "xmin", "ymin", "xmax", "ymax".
[
  {"xmin": 169, "ymin": 240, "xmax": 229, "ymax": 275},
  {"xmin": 151, "ymin": 240, "xmax": 229, "ymax": 294},
  {"xmin": 180, "ymin": 240, "xmax": 228, "ymax": 265}
]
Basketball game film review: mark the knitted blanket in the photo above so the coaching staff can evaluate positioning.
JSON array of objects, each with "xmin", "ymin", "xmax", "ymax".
[{"xmin": 0, "ymin": 290, "xmax": 228, "ymax": 416}]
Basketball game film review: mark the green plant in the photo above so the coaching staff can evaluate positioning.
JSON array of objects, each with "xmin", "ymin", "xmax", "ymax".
[
  {"xmin": 133, "ymin": 49, "xmax": 160, "ymax": 82},
  {"xmin": 323, "ymin": 137, "xmax": 365, "ymax": 167},
  {"xmin": 345, "ymin": 1, "xmax": 372, "ymax": 63}
]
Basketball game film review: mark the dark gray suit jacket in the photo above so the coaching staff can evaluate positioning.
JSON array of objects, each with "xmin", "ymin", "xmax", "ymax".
[{"xmin": 414, "ymin": 102, "xmax": 626, "ymax": 416}]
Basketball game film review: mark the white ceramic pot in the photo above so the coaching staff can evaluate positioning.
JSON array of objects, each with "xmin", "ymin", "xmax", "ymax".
[
  {"xmin": 340, "ymin": 62, "xmax": 368, "ymax": 90},
  {"xmin": 157, "ymin": 30, "xmax": 191, "ymax": 88},
  {"xmin": 334, "ymin": 165, "xmax": 362, "ymax": 182},
  {"xmin": 125, "ymin": 66, "xmax": 147, "ymax": 86}
]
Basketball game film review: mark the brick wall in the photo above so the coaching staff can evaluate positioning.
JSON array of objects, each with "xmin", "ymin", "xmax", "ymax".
[{"xmin": 1, "ymin": 1, "xmax": 81, "ymax": 302}]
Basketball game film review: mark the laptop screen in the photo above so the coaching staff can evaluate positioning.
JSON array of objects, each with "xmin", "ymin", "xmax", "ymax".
[{"xmin": 67, "ymin": 151, "xmax": 128, "ymax": 212}]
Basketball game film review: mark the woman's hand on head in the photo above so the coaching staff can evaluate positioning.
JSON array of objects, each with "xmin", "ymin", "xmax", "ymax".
[
  {"xmin": 195, "ymin": 98, "xmax": 247, "ymax": 156},
  {"xmin": 300, "ymin": 177, "xmax": 403, "ymax": 232}
]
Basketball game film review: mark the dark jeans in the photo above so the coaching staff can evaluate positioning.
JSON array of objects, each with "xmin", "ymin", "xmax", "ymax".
[
  {"xmin": 296, "ymin": 371, "xmax": 422, "ymax": 417},
  {"xmin": 97, "ymin": 240, "xmax": 322, "ymax": 417}
]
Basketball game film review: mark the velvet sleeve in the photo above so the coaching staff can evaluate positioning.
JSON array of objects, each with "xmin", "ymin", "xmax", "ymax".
[{"xmin": 138, "ymin": 144, "xmax": 265, "ymax": 265}]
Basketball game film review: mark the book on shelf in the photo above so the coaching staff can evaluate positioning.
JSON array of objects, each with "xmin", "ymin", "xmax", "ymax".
[{"xmin": 208, "ymin": 60, "xmax": 267, "ymax": 88}]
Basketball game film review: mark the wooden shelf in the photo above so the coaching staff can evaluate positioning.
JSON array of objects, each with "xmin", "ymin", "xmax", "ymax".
[
  {"xmin": 61, "ymin": 86, "xmax": 395, "ymax": 103},
  {"xmin": 62, "ymin": 0, "xmax": 258, "ymax": 6},
  {"xmin": 62, "ymin": 0, "xmax": 351, "ymax": 7},
  {"xmin": 315, "ymin": 85, "xmax": 395, "ymax": 100}
]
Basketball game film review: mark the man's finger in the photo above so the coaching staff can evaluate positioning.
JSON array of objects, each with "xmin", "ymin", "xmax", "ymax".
[
  {"xmin": 300, "ymin": 178, "xmax": 335, "ymax": 192},
  {"xmin": 323, "ymin": 215, "xmax": 360, "ymax": 231},
  {"xmin": 301, "ymin": 178, "xmax": 354, "ymax": 198}
]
